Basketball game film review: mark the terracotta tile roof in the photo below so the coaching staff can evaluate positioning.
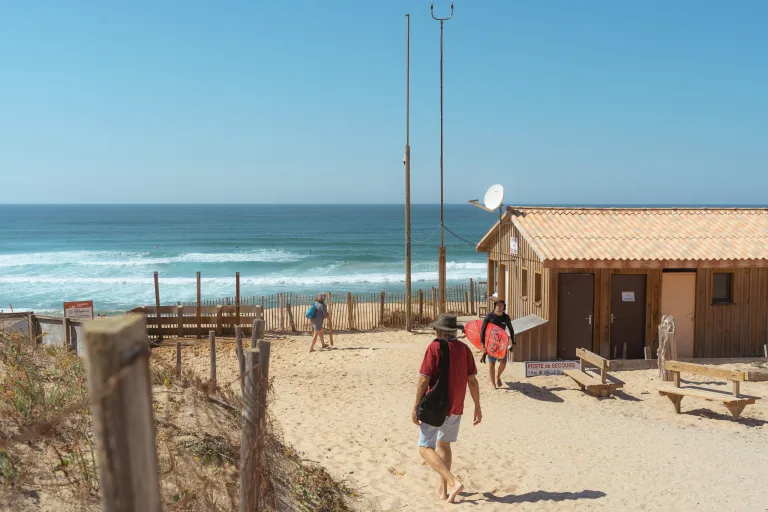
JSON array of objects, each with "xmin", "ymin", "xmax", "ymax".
[{"xmin": 478, "ymin": 207, "xmax": 768, "ymax": 267}]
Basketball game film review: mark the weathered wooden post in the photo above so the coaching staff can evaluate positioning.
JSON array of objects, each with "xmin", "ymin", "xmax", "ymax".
[
  {"xmin": 658, "ymin": 315, "xmax": 677, "ymax": 382},
  {"xmin": 379, "ymin": 291, "xmax": 385, "ymax": 326},
  {"xmin": 469, "ymin": 278, "xmax": 475, "ymax": 315},
  {"xmin": 240, "ymin": 319, "xmax": 265, "ymax": 511},
  {"xmin": 153, "ymin": 271, "xmax": 162, "ymax": 341},
  {"xmin": 196, "ymin": 272, "xmax": 202, "ymax": 339},
  {"xmin": 176, "ymin": 305, "xmax": 184, "ymax": 338},
  {"xmin": 286, "ymin": 303, "xmax": 296, "ymax": 332},
  {"xmin": 63, "ymin": 316, "xmax": 71, "ymax": 350},
  {"xmin": 209, "ymin": 330, "xmax": 217, "ymax": 385},
  {"xmin": 83, "ymin": 315, "xmax": 161, "ymax": 512},
  {"xmin": 235, "ymin": 272, "xmax": 241, "ymax": 329},
  {"xmin": 235, "ymin": 326, "xmax": 245, "ymax": 382},
  {"xmin": 347, "ymin": 292, "xmax": 354, "ymax": 331},
  {"xmin": 418, "ymin": 290, "xmax": 424, "ymax": 323},
  {"xmin": 176, "ymin": 341, "xmax": 182, "ymax": 378}
]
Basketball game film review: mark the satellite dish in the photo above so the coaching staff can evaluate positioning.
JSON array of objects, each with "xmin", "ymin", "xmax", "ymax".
[{"xmin": 484, "ymin": 184, "xmax": 504, "ymax": 210}]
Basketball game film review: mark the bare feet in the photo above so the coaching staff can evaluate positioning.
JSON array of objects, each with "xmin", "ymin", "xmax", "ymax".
[
  {"xmin": 321, "ymin": 343, "xmax": 329, "ymax": 349},
  {"xmin": 309, "ymin": 348, "xmax": 315, "ymax": 353},
  {"xmin": 436, "ymin": 489, "xmax": 447, "ymax": 500},
  {"xmin": 497, "ymin": 378, "xmax": 503, "ymax": 387},
  {"xmin": 447, "ymin": 482, "xmax": 464, "ymax": 504}
]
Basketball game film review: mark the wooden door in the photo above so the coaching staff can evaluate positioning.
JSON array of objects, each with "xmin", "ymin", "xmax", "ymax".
[
  {"xmin": 610, "ymin": 274, "xmax": 647, "ymax": 359},
  {"xmin": 661, "ymin": 273, "xmax": 696, "ymax": 358},
  {"xmin": 557, "ymin": 274, "xmax": 594, "ymax": 360}
]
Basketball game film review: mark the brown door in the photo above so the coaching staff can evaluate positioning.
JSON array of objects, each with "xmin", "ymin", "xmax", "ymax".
[
  {"xmin": 610, "ymin": 274, "xmax": 647, "ymax": 359},
  {"xmin": 661, "ymin": 273, "xmax": 696, "ymax": 358},
  {"xmin": 557, "ymin": 274, "xmax": 594, "ymax": 360}
]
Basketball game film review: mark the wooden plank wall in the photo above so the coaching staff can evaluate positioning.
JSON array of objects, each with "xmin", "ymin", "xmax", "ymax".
[
  {"xmin": 695, "ymin": 268, "xmax": 768, "ymax": 358},
  {"xmin": 548, "ymin": 268, "xmax": 662, "ymax": 360},
  {"xmin": 485, "ymin": 221, "xmax": 550, "ymax": 323}
]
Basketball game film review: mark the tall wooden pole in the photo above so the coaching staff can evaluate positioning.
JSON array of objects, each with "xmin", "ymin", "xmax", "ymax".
[
  {"xmin": 405, "ymin": 13, "xmax": 412, "ymax": 331},
  {"xmin": 153, "ymin": 271, "xmax": 162, "ymax": 341},
  {"xmin": 432, "ymin": 2, "xmax": 453, "ymax": 314}
]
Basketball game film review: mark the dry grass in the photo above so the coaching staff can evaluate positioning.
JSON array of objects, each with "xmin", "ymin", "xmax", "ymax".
[{"xmin": 0, "ymin": 327, "xmax": 361, "ymax": 511}]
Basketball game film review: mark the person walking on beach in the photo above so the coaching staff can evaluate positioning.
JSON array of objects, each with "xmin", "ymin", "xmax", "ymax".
[
  {"xmin": 412, "ymin": 314, "xmax": 481, "ymax": 504},
  {"xmin": 480, "ymin": 300, "xmax": 515, "ymax": 389},
  {"xmin": 309, "ymin": 293, "xmax": 331, "ymax": 352}
]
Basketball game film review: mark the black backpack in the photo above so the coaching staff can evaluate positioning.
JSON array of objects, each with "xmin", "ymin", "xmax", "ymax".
[{"xmin": 416, "ymin": 339, "xmax": 450, "ymax": 427}]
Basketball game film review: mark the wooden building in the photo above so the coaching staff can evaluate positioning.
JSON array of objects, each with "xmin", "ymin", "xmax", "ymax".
[{"xmin": 476, "ymin": 207, "xmax": 768, "ymax": 361}]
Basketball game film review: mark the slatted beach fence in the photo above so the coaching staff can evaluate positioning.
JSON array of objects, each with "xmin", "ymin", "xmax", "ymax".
[{"xmin": 148, "ymin": 275, "xmax": 488, "ymax": 336}]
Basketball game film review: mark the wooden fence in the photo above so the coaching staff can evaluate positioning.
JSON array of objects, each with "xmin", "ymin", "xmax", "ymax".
[
  {"xmin": 127, "ymin": 305, "xmax": 263, "ymax": 338},
  {"xmin": 177, "ymin": 280, "xmax": 488, "ymax": 334}
]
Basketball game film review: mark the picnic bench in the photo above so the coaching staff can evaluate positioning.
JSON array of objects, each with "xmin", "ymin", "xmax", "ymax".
[
  {"xmin": 563, "ymin": 348, "xmax": 625, "ymax": 398},
  {"xmin": 657, "ymin": 361, "xmax": 766, "ymax": 420}
]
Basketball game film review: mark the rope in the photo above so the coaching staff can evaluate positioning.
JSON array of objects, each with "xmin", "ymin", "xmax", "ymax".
[{"xmin": 412, "ymin": 224, "xmax": 440, "ymax": 244}]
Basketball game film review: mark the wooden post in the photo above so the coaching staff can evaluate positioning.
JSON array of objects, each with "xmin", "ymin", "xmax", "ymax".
[
  {"xmin": 236, "ymin": 272, "xmax": 241, "ymax": 329},
  {"xmin": 240, "ymin": 322, "xmax": 262, "ymax": 512},
  {"xmin": 733, "ymin": 380, "xmax": 740, "ymax": 398},
  {"xmin": 469, "ymin": 278, "xmax": 475, "ymax": 315},
  {"xmin": 154, "ymin": 271, "xmax": 162, "ymax": 341},
  {"xmin": 83, "ymin": 315, "xmax": 161, "ymax": 512},
  {"xmin": 196, "ymin": 272, "xmax": 202, "ymax": 339},
  {"xmin": 257, "ymin": 337, "xmax": 271, "ymax": 492},
  {"xmin": 327, "ymin": 293, "xmax": 334, "ymax": 345},
  {"xmin": 286, "ymin": 303, "xmax": 296, "ymax": 332},
  {"xmin": 464, "ymin": 291, "xmax": 470, "ymax": 316},
  {"xmin": 347, "ymin": 292, "xmax": 354, "ymax": 331},
  {"xmin": 176, "ymin": 342, "xmax": 182, "ymax": 378},
  {"xmin": 764, "ymin": 344, "xmax": 767, "ymax": 358},
  {"xmin": 176, "ymin": 305, "xmax": 183, "ymax": 338},
  {"xmin": 235, "ymin": 327, "xmax": 245, "ymax": 381},
  {"xmin": 279, "ymin": 293, "xmax": 284, "ymax": 332},
  {"xmin": 63, "ymin": 316, "xmax": 71, "ymax": 350},
  {"xmin": 216, "ymin": 305, "xmax": 223, "ymax": 336},
  {"xmin": 418, "ymin": 290, "xmax": 424, "ymax": 323},
  {"xmin": 379, "ymin": 292, "xmax": 385, "ymax": 326},
  {"xmin": 431, "ymin": 287, "xmax": 437, "ymax": 320},
  {"xmin": 28, "ymin": 313, "xmax": 37, "ymax": 343},
  {"xmin": 209, "ymin": 331, "xmax": 217, "ymax": 385}
]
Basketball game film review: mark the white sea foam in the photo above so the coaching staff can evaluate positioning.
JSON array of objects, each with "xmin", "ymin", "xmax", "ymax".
[{"xmin": 0, "ymin": 249, "xmax": 306, "ymax": 268}]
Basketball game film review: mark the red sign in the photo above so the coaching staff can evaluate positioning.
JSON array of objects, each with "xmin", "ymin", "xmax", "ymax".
[{"xmin": 64, "ymin": 301, "xmax": 94, "ymax": 320}]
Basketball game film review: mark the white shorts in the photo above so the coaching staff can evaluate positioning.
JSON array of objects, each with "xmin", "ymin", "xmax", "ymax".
[{"xmin": 418, "ymin": 415, "xmax": 461, "ymax": 449}]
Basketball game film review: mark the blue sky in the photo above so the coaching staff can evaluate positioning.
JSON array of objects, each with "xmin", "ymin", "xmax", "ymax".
[{"xmin": 1, "ymin": 1, "xmax": 766, "ymax": 205}]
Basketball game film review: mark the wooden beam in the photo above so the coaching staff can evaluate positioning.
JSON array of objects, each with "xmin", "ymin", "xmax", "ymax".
[
  {"xmin": 664, "ymin": 360, "xmax": 747, "ymax": 381},
  {"xmin": 153, "ymin": 271, "xmax": 162, "ymax": 341},
  {"xmin": 576, "ymin": 347, "xmax": 608, "ymax": 370},
  {"xmin": 83, "ymin": 315, "xmax": 161, "ymax": 512}
]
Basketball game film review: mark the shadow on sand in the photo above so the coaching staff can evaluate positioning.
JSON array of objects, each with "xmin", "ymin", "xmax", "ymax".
[
  {"xmin": 504, "ymin": 382, "xmax": 565, "ymax": 403},
  {"xmin": 605, "ymin": 390, "xmax": 642, "ymax": 402},
  {"xmin": 462, "ymin": 489, "xmax": 607, "ymax": 505},
  {"xmin": 684, "ymin": 408, "xmax": 768, "ymax": 427}
]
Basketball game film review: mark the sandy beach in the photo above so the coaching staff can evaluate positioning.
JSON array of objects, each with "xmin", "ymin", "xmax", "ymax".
[{"xmin": 151, "ymin": 327, "xmax": 768, "ymax": 511}]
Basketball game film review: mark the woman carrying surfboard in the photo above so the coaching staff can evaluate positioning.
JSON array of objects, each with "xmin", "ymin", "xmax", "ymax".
[{"xmin": 480, "ymin": 300, "xmax": 515, "ymax": 389}]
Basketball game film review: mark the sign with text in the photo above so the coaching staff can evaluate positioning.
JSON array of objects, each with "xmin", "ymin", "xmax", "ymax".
[
  {"xmin": 622, "ymin": 291, "xmax": 635, "ymax": 302},
  {"xmin": 64, "ymin": 301, "xmax": 94, "ymax": 320},
  {"xmin": 525, "ymin": 360, "xmax": 579, "ymax": 377},
  {"xmin": 510, "ymin": 237, "xmax": 519, "ymax": 256}
]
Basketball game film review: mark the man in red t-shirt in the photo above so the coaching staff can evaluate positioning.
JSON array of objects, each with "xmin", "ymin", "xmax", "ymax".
[{"xmin": 412, "ymin": 314, "xmax": 481, "ymax": 504}]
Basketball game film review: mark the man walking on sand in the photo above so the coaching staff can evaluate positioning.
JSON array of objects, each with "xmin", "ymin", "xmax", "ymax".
[{"xmin": 412, "ymin": 314, "xmax": 481, "ymax": 504}]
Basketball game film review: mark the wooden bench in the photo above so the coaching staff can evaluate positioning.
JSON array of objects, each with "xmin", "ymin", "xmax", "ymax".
[
  {"xmin": 563, "ymin": 348, "xmax": 625, "ymax": 398},
  {"xmin": 657, "ymin": 361, "xmax": 764, "ymax": 420}
]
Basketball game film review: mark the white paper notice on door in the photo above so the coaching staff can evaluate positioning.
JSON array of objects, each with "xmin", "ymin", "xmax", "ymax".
[{"xmin": 622, "ymin": 291, "xmax": 635, "ymax": 302}]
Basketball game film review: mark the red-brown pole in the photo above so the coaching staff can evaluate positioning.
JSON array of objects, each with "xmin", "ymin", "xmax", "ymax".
[{"xmin": 196, "ymin": 272, "xmax": 202, "ymax": 339}]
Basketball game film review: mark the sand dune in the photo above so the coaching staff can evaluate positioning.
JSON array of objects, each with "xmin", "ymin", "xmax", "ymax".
[{"xmin": 155, "ymin": 329, "xmax": 768, "ymax": 511}]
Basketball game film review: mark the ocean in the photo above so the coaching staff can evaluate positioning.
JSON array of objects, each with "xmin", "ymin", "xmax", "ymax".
[{"xmin": 0, "ymin": 204, "xmax": 491, "ymax": 315}]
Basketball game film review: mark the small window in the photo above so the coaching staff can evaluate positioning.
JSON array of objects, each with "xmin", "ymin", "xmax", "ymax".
[
  {"xmin": 534, "ymin": 272, "xmax": 542, "ymax": 303},
  {"xmin": 712, "ymin": 273, "xmax": 733, "ymax": 304},
  {"xmin": 521, "ymin": 268, "xmax": 529, "ymax": 298}
]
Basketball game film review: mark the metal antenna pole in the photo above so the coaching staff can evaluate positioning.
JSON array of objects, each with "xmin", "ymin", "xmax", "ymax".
[
  {"xmin": 404, "ymin": 14, "xmax": 412, "ymax": 331},
  {"xmin": 431, "ymin": 1, "xmax": 453, "ymax": 314}
]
